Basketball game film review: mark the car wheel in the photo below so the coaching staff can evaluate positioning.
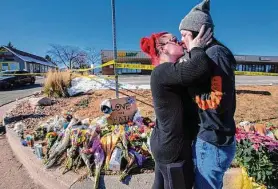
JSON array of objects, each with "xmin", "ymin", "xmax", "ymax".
[
  {"xmin": 30, "ymin": 78, "xmax": 35, "ymax": 85},
  {"xmin": 7, "ymin": 82, "xmax": 14, "ymax": 89}
]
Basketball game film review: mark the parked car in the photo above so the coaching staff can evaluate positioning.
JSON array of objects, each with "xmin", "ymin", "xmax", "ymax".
[{"xmin": 0, "ymin": 70, "xmax": 36, "ymax": 89}]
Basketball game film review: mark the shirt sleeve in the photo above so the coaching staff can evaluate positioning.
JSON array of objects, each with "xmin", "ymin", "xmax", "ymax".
[{"xmin": 152, "ymin": 47, "xmax": 211, "ymax": 87}]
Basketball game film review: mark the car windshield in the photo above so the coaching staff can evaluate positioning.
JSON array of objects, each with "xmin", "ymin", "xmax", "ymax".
[{"xmin": 0, "ymin": 71, "xmax": 15, "ymax": 76}]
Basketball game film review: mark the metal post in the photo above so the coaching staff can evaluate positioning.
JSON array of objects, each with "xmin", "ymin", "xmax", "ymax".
[{"xmin": 111, "ymin": 0, "xmax": 119, "ymax": 98}]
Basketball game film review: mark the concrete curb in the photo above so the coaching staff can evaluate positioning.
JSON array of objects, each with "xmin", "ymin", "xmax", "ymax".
[
  {"xmin": 6, "ymin": 128, "xmax": 80, "ymax": 189},
  {"xmin": 6, "ymin": 126, "xmax": 156, "ymax": 189},
  {"xmin": 1, "ymin": 96, "xmax": 80, "ymax": 189},
  {"xmin": 6, "ymin": 127, "xmax": 240, "ymax": 189}
]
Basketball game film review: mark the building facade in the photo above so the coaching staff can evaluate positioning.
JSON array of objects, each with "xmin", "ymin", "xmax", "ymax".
[
  {"xmin": 101, "ymin": 50, "xmax": 278, "ymax": 75},
  {"xmin": 234, "ymin": 55, "xmax": 278, "ymax": 73},
  {"xmin": 101, "ymin": 50, "xmax": 152, "ymax": 75},
  {"xmin": 0, "ymin": 46, "xmax": 56, "ymax": 73}
]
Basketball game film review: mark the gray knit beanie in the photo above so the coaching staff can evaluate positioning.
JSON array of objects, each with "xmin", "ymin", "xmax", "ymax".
[{"xmin": 179, "ymin": 0, "xmax": 214, "ymax": 32}]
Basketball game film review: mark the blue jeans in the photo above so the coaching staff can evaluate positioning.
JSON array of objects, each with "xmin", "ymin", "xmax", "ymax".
[{"xmin": 192, "ymin": 137, "xmax": 236, "ymax": 189}]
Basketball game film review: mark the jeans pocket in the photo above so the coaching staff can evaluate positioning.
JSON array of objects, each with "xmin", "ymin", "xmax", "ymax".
[{"xmin": 216, "ymin": 143, "xmax": 236, "ymax": 171}]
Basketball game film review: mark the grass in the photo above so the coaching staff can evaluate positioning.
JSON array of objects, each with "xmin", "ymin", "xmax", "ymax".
[{"xmin": 43, "ymin": 70, "xmax": 72, "ymax": 97}]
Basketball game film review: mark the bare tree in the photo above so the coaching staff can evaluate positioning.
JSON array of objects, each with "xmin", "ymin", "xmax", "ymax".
[
  {"xmin": 48, "ymin": 45, "xmax": 83, "ymax": 69},
  {"xmin": 45, "ymin": 55, "xmax": 58, "ymax": 66},
  {"xmin": 72, "ymin": 51, "xmax": 89, "ymax": 69},
  {"xmin": 83, "ymin": 48, "xmax": 101, "ymax": 73},
  {"xmin": 85, "ymin": 48, "xmax": 101, "ymax": 66},
  {"xmin": 48, "ymin": 45, "xmax": 100, "ymax": 70}
]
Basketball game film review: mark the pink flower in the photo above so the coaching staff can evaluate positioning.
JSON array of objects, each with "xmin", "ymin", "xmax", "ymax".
[{"xmin": 252, "ymin": 144, "xmax": 260, "ymax": 151}]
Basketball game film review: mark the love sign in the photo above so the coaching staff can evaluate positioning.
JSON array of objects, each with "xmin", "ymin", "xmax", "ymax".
[{"xmin": 107, "ymin": 96, "xmax": 137, "ymax": 125}]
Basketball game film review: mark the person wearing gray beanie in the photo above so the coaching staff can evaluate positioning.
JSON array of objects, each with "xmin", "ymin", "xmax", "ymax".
[
  {"xmin": 179, "ymin": 0, "xmax": 214, "ymax": 33},
  {"xmin": 179, "ymin": 1, "xmax": 237, "ymax": 189}
]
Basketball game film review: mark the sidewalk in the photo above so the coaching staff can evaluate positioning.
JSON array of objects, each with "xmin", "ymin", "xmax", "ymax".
[{"xmin": 0, "ymin": 134, "xmax": 42, "ymax": 189}]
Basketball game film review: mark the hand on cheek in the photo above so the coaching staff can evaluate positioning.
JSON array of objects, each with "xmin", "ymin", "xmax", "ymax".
[{"xmin": 182, "ymin": 34, "xmax": 193, "ymax": 52}]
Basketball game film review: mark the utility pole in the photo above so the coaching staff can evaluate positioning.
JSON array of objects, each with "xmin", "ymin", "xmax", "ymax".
[{"xmin": 111, "ymin": 0, "xmax": 119, "ymax": 98}]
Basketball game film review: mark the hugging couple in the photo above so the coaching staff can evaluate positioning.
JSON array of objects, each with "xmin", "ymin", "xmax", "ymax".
[{"xmin": 140, "ymin": 0, "xmax": 237, "ymax": 189}]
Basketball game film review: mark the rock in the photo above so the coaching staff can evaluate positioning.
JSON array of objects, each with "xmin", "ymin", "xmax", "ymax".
[
  {"xmin": 14, "ymin": 122, "xmax": 26, "ymax": 131},
  {"xmin": 29, "ymin": 97, "xmax": 53, "ymax": 107}
]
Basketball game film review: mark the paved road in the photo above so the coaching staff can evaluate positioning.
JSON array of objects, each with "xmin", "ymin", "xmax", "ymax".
[
  {"xmin": 1, "ymin": 75, "xmax": 278, "ymax": 107},
  {"xmin": 119, "ymin": 75, "xmax": 278, "ymax": 86},
  {"xmin": 0, "ymin": 77, "xmax": 44, "ymax": 106}
]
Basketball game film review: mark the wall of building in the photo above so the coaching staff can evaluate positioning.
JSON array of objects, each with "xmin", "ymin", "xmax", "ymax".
[
  {"xmin": 101, "ymin": 50, "xmax": 278, "ymax": 75},
  {"xmin": 0, "ymin": 48, "xmax": 25, "ymax": 71},
  {"xmin": 101, "ymin": 50, "xmax": 151, "ymax": 75},
  {"xmin": 14, "ymin": 56, "xmax": 25, "ymax": 70}
]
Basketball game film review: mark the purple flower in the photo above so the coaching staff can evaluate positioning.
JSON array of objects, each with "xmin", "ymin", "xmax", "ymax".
[
  {"xmin": 94, "ymin": 146, "xmax": 105, "ymax": 167},
  {"xmin": 236, "ymin": 127, "xmax": 278, "ymax": 152},
  {"xmin": 129, "ymin": 149, "xmax": 146, "ymax": 167},
  {"xmin": 91, "ymin": 137, "xmax": 101, "ymax": 154}
]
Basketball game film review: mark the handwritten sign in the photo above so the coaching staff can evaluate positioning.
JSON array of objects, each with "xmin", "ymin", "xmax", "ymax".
[{"xmin": 107, "ymin": 96, "xmax": 137, "ymax": 125}]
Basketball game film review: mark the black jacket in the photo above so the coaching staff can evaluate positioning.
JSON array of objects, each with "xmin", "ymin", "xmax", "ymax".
[{"xmin": 150, "ymin": 47, "xmax": 211, "ymax": 163}]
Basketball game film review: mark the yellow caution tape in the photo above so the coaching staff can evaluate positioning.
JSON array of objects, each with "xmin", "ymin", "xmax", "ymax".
[
  {"xmin": 70, "ymin": 61, "xmax": 154, "ymax": 72},
  {"xmin": 0, "ymin": 60, "xmax": 153, "ymax": 76},
  {"xmin": 96, "ymin": 60, "xmax": 115, "ymax": 68},
  {"xmin": 71, "ymin": 60, "xmax": 115, "ymax": 72},
  {"xmin": 114, "ymin": 63, "xmax": 154, "ymax": 70}
]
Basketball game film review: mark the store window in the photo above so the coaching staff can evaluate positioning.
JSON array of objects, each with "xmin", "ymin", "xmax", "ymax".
[
  {"xmin": 0, "ymin": 62, "xmax": 19, "ymax": 71},
  {"xmin": 9, "ymin": 62, "xmax": 19, "ymax": 70},
  {"xmin": 1, "ymin": 63, "xmax": 9, "ymax": 71}
]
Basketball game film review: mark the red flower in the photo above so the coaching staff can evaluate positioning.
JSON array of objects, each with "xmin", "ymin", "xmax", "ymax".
[
  {"xmin": 138, "ymin": 127, "xmax": 144, "ymax": 133},
  {"xmin": 129, "ymin": 133, "xmax": 140, "ymax": 141},
  {"xmin": 148, "ymin": 122, "xmax": 155, "ymax": 128}
]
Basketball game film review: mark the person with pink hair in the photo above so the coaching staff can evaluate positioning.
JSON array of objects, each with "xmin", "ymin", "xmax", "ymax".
[{"xmin": 140, "ymin": 26, "xmax": 213, "ymax": 189}]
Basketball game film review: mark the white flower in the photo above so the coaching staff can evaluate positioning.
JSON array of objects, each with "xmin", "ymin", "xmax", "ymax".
[{"xmin": 141, "ymin": 133, "xmax": 147, "ymax": 138}]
